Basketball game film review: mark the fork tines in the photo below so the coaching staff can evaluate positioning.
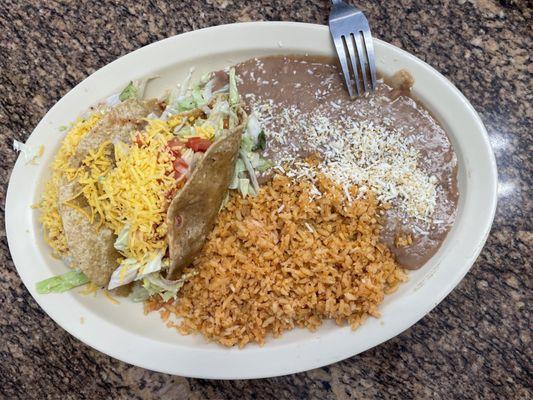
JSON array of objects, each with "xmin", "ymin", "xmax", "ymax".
[{"xmin": 329, "ymin": 3, "xmax": 377, "ymax": 98}]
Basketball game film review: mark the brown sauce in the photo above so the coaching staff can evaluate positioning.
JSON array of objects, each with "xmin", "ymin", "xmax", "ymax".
[{"xmin": 227, "ymin": 55, "xmax": 458, "ymax": 269}]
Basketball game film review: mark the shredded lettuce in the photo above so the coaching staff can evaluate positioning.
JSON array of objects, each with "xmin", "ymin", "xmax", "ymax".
[
  {"xmin": 209, "ymin": 99, "xmax": 233, "ymax": 134},
  {"xmin": 229, "ymin": 125, "xmax": 273, "ymax": 197},
  {"xmin": 108, "ymin": 258, "xmax": 140, "ymax": 290},
  {"xmin": 114, "ymin": 224, "xmax": 130, "ymax": 252},
  {"xmin": 36, "ymin": 270, "xmax": 89, "ymax": 294},
  {"xmin": 210, "ymin": 98, "xmax": 231, "ymax": 117},
  {"xmin": 136, "ymin": 251, "xmax": 164, "ymax": 280},
  {"xmin": 202, "ymin": 78, "xmax": 215, "ymax": 101},
  {"xmin": 191, "ymin": 86, "xmax": 206, "ymax": 107},
  {"xmin": 253, "ymin": 130, "xmax": 267, "ymax": 152},
  {"xmin": 238, "ymin": 178, "xmax": 251, "ymax": 197},
  {"xmin": 13, "ymin": 139, "xmax": 42, "ymax": 164},
  {"xmin": 163, "ymin": 71, "xmax": 235, "ymax": 136},
  {"xmin": 176, "ymin": 97, "xmax": 197, "ymax": 112},
  {"xmin": 180, "ymin": 148, "xmax": 195, "ymax": 165},
  {"xmin": 256, "ymin": 157, "xmax": 275, "ymax": 172},
  {"xmin": 247, "ymin": 152, "xmax": 260, "ymax": 167},
  {"xmin": 119, "ymin": 81, "xmax": 138, "ymax": 101},
  {"xmin": 229, "ymin": 158, "xmax": 246, "ymax": 189},
  {"xmin": 213, "ymin": 83, "xmax": 229, "ymax": 94},
  {"xmin": 104, "ymin": 93, "xmax": 121, "ymax": 107},
  {"xmin": 118, "ymin": 77, "xmax": 156, "ymax": 102},
  {"xmin": 243, "ymin": 113, "xmax": 267, "ymax": 152},
  {"xmin": 108, "ymin": 251, "xmax": 165, "ymax": 290},
  {"xmin": 161, "ymin": 68, "xmax": 195, "ymax": 119},
  {"xmin": 129, "ymin": 271, "xmax": 196, "ymax": 303},
  {"xmin": 245, "ymin": 113, "xmax": 261, "ymax": 143},
  {"xmin": 229, "ymin": 67, "xmax": 239, "ymax": 106},
  {"xmin": 240, "ymin": 135, "xmax": 254, "ymax": 153},
  {"xmin": 178, "ymin": 68, "xmax": 195, "ymax": 98},
  {"xmin": 246, "ymin": 152, "xmax": 273, "ymax": 171},
  {"xmin": 158, "ymin": 70, "xmax": 273, "ymax": 200},
  {"xmin": 129, "ymin": 282, "xmax": 151, "ymax": 302},
  {"xmin": 136, "ymin": 77, "xmax": 156, "ymax": 99},
  {"xmin": 162, "ymin": 69, "xmax": 231, "ymax": 119},
  {"xmin": 175, "ymin": 125, "xmax": 194, "ymax": 138},
  {"xmin": 239, "ymin": 149, "xmax": 260, "ymax": 194}
]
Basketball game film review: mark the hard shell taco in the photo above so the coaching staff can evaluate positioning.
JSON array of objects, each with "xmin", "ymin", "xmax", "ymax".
[{"xmin": 36, "ymin": 70, "xmax": 267, "ymax": 301}]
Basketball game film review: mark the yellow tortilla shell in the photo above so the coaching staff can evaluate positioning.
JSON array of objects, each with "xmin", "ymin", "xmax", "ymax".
[{"xmin": 59, "ymin": 99, "xmax": 161, "ymax": 287}]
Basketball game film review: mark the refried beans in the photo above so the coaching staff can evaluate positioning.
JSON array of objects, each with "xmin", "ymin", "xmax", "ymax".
[{"xmin": 215, "ymin": 55, "xmax": 458, "ymax": 269}]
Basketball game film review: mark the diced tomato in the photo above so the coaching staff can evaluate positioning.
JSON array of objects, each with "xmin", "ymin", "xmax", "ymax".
[
  {"xmin": 175, "ymin": 178, "xmax": 185, "ymax": 190},
  {"xmin": 165, "ymin": 188, "xmax": 176, "ymax": 199},
  {"xmin": 133, "ymin": 133, "xmax": 144, "ymax": 146},
  {"xmin": 168, "ymin": 138, "xmax": 183, "ymax": 148},
  {"xmin": 167, "ymin": 138, "xmax": 185, "ymax": 156},
  {"xmin": 173, "ymin": 157, "xmax": 188, "ymax": 180},
  {"xmin": 166, "ymin": 174, "xmax": 186, "ymax": 199},
  {"xmin": 185, "ymin": 137, "xmax": 211, "ymax": 152}
]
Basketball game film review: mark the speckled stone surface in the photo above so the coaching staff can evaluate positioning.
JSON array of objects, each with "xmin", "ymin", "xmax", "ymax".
[{"xmin": 0, "ymin": 1, "xmax": 531, "ymax": 399}]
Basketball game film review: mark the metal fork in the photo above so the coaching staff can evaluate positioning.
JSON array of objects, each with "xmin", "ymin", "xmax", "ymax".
[{"xmin": 329, "ymin": 0, "xmax": 377, "ymax": 97}]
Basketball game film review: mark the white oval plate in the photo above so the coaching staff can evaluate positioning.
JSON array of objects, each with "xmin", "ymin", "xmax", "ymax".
[{"xmin": 5, "ymin": 22, "xmax": 497, "ymax": 379}]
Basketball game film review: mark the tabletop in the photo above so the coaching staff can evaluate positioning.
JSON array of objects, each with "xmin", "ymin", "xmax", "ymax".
[{"xmin": 0, "ymin": 1, "xmax": 531, "ymax": 399}]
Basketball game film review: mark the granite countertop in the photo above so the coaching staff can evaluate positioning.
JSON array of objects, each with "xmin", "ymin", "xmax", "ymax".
[{"xmin": 0, "ymin": 1, "xmax": 531, "ymax": 398}]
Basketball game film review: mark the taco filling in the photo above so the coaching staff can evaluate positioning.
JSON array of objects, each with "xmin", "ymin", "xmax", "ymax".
[{"xmin": 36, "ymin": 70, "xmax": 266, "ymax": 301}]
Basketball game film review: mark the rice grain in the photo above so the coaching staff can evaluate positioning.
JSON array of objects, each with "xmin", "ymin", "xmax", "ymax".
[{"xmin": 146, "ymin": 173, "xmax": 406, "ymax": 347}]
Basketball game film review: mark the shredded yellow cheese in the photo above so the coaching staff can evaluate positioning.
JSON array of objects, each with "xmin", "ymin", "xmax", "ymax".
[
  {"xmin": 195, "ymin": 124, "xmax": 215, "ymax": 140},
  {"xmin": 77, "ymin": 141, "xmax": 114, "ymax": 225},
  {"xmin": 76, "ymin": 118, "xmax": 178, "ymax": 261},
  {"xmin": 177, "ymin": 123, "xmax": 215, "ymax": 142},
  {"xmin": 39, "ymin": 108, "xmax": 204, "ymax": 263},
  {"xmin": 167, "ymin": 115, "xmax": 183, "ymax": 130},
  {"xmin": 52, "ymin": 113, "xmax": 104, "ymax": 181},
  {"xmin": 79, "ymin": 282, "xmax": 99, "ymax": 296},
  {"xmin": 38, "ymin": 113, "xmax": 104, "ymax": 256},
  {"xmin": 103, "ymin": 290, "xmax": 120, "ymax": 304}
]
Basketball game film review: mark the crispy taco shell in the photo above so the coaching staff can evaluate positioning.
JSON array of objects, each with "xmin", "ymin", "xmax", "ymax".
[
  {"xmin": 166, "ymin": 106, "xmax": 247, "ymax": 279},
  {"xmin": 59, "ymin": 99, "xmax": 161, "ymax": 287},
  {"xmin": 58, "ymin": 96, "xmax": 246, "ymax": 287}
]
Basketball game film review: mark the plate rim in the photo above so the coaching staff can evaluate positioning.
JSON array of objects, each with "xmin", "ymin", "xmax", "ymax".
[{"xmin": 5, "ymin": 21, "xmax": 497, "ymax": 379}]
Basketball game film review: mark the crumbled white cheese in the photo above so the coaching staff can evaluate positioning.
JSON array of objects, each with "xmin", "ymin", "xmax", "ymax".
[{"xmin": 253, "ymin": 103, "xmax": 438, "ymax": 221}]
